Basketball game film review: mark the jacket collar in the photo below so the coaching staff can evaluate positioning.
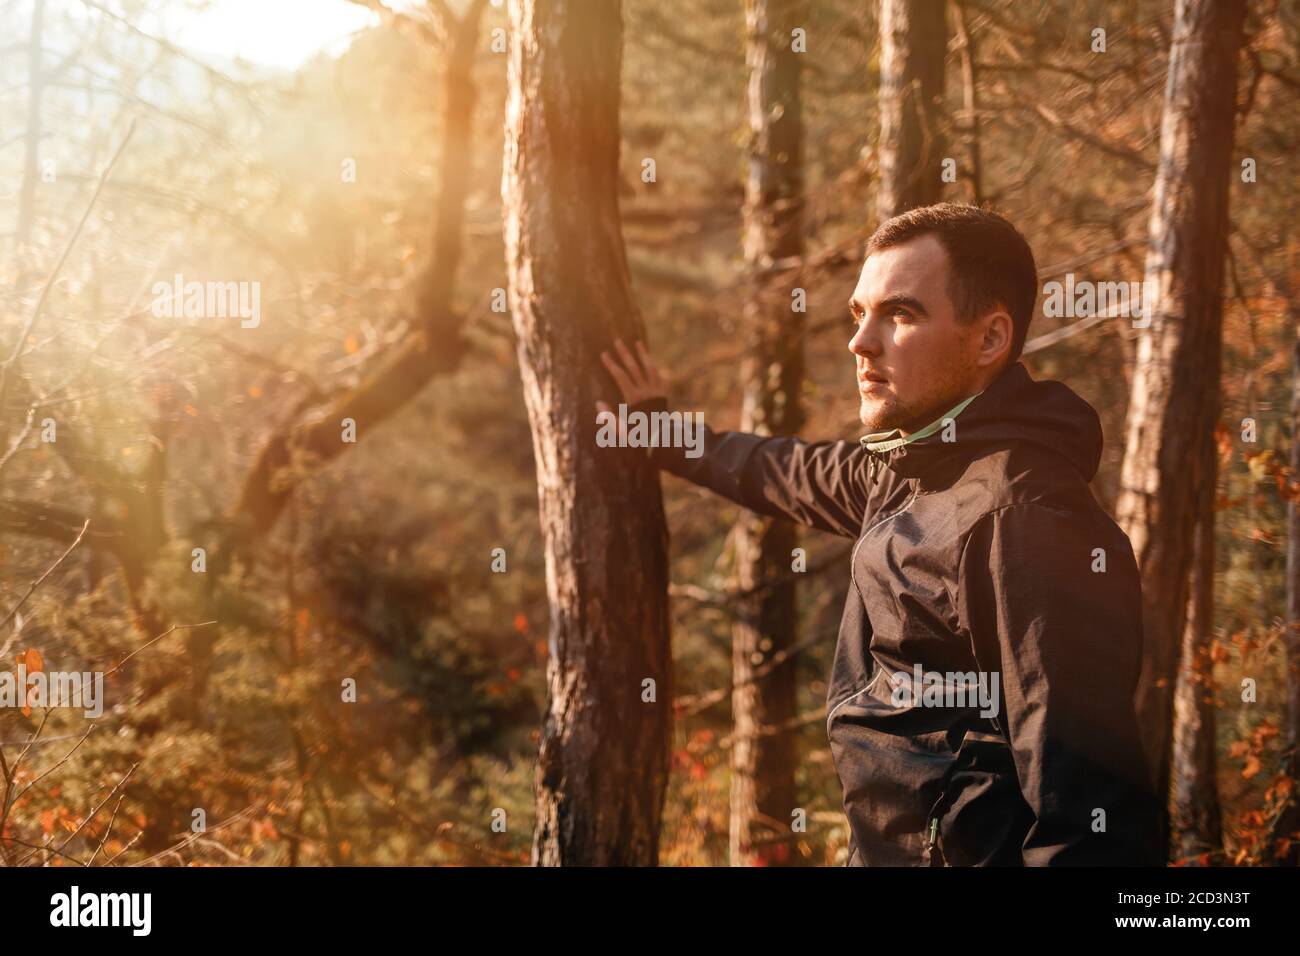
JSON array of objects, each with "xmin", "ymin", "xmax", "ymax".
[
  {"xmin": 860, "ymin": 392, "xmax": 980, "ymax": 454},
  {"xmin": 860, "ymin": 362, "xmax": 1032, "ymax": 483}
]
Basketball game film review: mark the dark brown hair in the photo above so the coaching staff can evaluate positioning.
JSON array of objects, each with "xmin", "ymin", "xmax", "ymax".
[{"xmin": 865, "ymin": 203, "xmax": 1038, "ymax": 360}]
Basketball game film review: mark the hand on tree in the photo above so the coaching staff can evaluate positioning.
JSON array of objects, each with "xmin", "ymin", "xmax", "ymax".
[{"xmin": 597, "ymin": 339, "xmax": 667, "ymax": 416}]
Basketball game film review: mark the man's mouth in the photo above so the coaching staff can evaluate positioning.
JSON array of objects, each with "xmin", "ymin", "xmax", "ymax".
[{"xmin": 858, "ymin": 371, "xmax": 889, "ymax": 392}]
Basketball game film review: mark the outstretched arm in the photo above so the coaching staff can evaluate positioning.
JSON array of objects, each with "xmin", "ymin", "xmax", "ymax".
[{"xmin": 598, "ymin": 340, "xmax": 877, "ymax": 539}]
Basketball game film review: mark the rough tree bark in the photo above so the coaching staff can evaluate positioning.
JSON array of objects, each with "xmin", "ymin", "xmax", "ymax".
[
  {"xmin": 952, "ymin": 0, "xmax": 982, "ymax": 204},
  {"xmin": 730, "ymin": 0, "xmax": 807, "ymax": 868},
  {"xmin": 1273, "ymin": 303, "xmax": 1300, "ymax": 865},
  {"xmin": 1114, "ymin": 0, "xmax": 1245, "ymax": 857},
  {"xmin": 1170, "ymin": 433, "xmax": 1223, "ymax": 863},
  {"xmin": 503, "ymin": 0, "xmax": 673, "ymax": 866},
  {"xmin": 876, "ymin": 0, "xmax": 947, "ymax": 220}
]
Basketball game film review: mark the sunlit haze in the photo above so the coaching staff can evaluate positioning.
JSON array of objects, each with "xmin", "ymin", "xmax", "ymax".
[{"xmin": 163, "ymin": 0, "xmax": 380, "ymax": 70}]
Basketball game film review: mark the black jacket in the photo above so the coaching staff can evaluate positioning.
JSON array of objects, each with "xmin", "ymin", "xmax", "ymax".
[{"xmin": 645, "ymin": 361, "xmax": 1161, "ymax": 866}]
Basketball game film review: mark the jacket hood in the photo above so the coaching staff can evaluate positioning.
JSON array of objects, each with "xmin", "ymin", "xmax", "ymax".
[{"xmin": 872, "ymin": 362, "xmax": 1104, "ymax": 483}]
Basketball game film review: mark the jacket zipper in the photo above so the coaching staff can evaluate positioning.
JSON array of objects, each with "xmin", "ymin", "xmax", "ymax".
[
  {"xmin": 829, "ymin": 482, "xmax": 921, "ymax": 736},
  {"xmin": 922, "ymin": 801, "xmax": 947, "ymax": 867},
  {"xmin": 922, "ymin": 751, "xmax": 964, "ymax": 867}
]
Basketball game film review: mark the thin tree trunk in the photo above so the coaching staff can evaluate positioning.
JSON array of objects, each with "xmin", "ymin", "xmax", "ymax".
[
  {"xmin": 953, "ymin": 0, "xmax": 982, "ymax": 205},
  {"xmin": 1170, "ymin": 432, "xmax": 1223, "ymax": 863},
  {"xmin": 1273, "ymin": 304, "xmax": 1300, "ymax": 865},
  {"xmin": 503, "ymin": 0, "xmax": 672, "ymax": 866},
  {"xmin": 731, "ymin": 0, "xmax": 807, "ymax": 868},
  {"xmin": 1114, "ymin": 0, "xmax": 1245, "ymax": 859},
  {"xmin": 876, "ymin": 0, "xmax": 946, "ymax": 220}
]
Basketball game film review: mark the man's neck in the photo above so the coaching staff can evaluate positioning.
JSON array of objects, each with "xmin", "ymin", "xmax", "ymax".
[
  {"xmin": 897, "ymin": 362, "xmax": 1009, "ymax": 436},
  {"xmin": 863, "ymin": 392, "xmax": 980, "ymax": 453}
]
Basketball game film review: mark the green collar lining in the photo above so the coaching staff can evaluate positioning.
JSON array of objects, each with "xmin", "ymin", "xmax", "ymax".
[{"xmin": 860, "ymin": 392, "xmax": 979, "ymax": 454}]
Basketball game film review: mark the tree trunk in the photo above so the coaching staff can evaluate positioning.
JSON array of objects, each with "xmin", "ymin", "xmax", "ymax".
[
  {"xmin": 730, "ymin": 0, "xmax": 807, "ymax": 868},
  {"xmin": 503, "ymin": 0, "xmax": 673, "ymax": 866},
  {"xmin": 876, "ymin": 0, "xmax": 947, "ymax": 220},
  {"xmin": 1113, "ymin": 0, "xmax": 1245, "ymax": 859},
  {"xmin": 1273, "ymin": 305, "xmax": 1300, "ymax": 865},
  {"xmin": 952, "ymin": 0, "xmax": 982, "ymax": 205},
  {"xmin": 1170, "ymin": 432, "xmax": 1223, "ymax": 863}
]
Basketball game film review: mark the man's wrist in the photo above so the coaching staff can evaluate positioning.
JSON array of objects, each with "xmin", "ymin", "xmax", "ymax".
[
  {"xmin": 629, "ymin": 395, "xmax": 670, "ymax": 416},
  {"xmin": 627, "ymin": 396, "xmax": 678, "ymax": 468}
]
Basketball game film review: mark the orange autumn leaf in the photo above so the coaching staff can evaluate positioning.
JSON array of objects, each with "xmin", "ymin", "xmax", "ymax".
[
  {"xmin": 513, "ymin": 612, "xmax": 528, "ymax": 635},
  {"xmin": 18, "ymin": 648, "xmax": 42, "ymax": 716},
  {"xmin": 1242, "ymin": 754, "xmax": 1262, "ymax": 779},
  {"xmin": 40, "ymin": 810, "xmax": 55, "ymax": 835}
]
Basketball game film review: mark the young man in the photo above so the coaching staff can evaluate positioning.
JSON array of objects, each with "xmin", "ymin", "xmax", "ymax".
[{"xmin": 600, "ymin": 203, "xmax": 1161, "ymax": 866}]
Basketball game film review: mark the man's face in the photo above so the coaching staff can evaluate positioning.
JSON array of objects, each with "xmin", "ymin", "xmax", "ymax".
[{"xmin": 848, "ymin": 235, "xmax": 985, "ymax": 434}]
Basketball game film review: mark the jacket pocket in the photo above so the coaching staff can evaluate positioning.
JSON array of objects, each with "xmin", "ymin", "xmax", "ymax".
[{"xmin": 926, "ymin": 734, "xmax": 1032, "ymax": 866}]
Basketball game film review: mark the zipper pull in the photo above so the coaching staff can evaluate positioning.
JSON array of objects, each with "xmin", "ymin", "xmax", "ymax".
[{"xmin": 927, "ymin": 817, "xmax": 939, "ymax": 848}]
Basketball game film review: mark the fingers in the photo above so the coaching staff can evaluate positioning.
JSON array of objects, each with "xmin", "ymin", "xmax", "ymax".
[
  {"xmin": 635, "ymin": 340, "xmax": 665, "ymax": 393},
  {"xmin": 600, "ymin": 349, "xmax": 635, "ymax": 399},
  {"xmin": 613, "ymin": 338, "xmax": 645, "ymax": 385},
  {"xmin": 601, "ymin": 338, "xmax": 665, "ymax": 404}
]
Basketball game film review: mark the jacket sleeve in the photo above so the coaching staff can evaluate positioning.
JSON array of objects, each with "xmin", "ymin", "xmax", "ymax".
[
  {"xmin": 956, "ymin": 501, "xmax": 1162, "ymax": 866},
  {"xmin": 632, "ymin": 398, "xmax": 875, "ymax": 539}
]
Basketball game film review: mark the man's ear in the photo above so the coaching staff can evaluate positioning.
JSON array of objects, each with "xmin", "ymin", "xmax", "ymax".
[{"xmin": 975, "ymin": 308, "xmax": 1014, "ymax": 369}]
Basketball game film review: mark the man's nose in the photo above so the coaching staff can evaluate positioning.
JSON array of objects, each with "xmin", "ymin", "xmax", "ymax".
[{"xmin": 848, "ymin": 316, "xmax": 879, "ymax": 359}]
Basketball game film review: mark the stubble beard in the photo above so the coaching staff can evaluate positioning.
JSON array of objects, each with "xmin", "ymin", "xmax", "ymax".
[
  {"xmin": 859, "ymin": 393, "xmax": 905, "ymax": 433},
  {"xmin": 860, "ymin": 387, "xmax": 963, "ymax": 436},
  {"xmin": 858, "ymin": 351, "xmax": 982, "ymax": 434}
]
